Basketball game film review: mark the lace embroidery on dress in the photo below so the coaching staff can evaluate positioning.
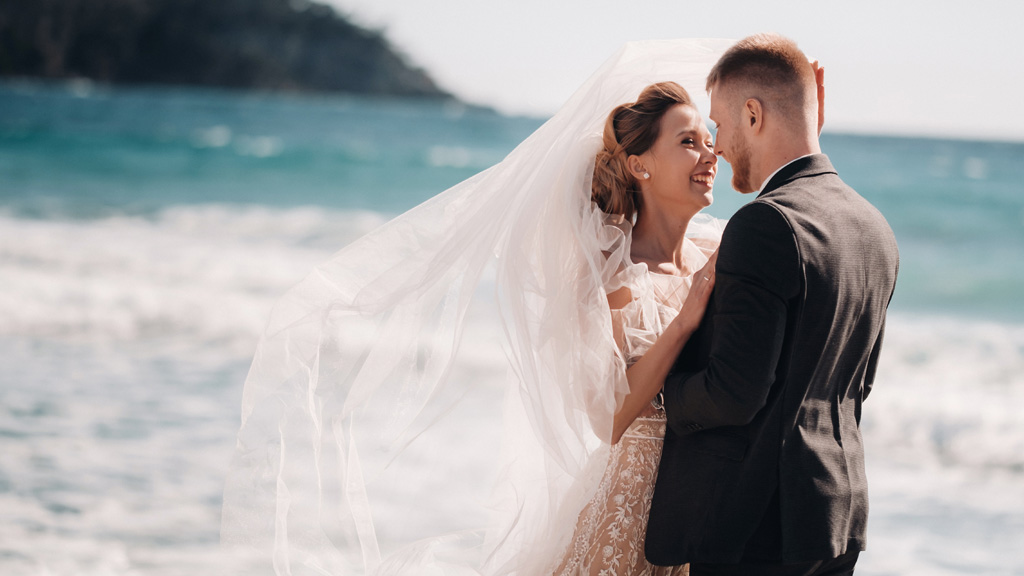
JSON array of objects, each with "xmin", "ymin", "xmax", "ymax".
[
  {"xmin": 551, "ymin": 215, "xmax": 719, "ymax": 576},
  {"xmin": 552, "ymin": 414, "xmax": 684, "ymax": 576}
]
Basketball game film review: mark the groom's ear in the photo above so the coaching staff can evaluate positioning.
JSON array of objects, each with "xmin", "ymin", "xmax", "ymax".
[{"xmin": 744, "ymin": 98, "xmax": 763, "ymax": 134}]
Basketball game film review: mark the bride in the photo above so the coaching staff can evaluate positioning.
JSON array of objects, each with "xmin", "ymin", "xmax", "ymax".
[
  {"xmin": 221, "ymin": 39, "xmax": 734, "ymax": 575},
  {"xmin": 552, "ymin": 80, "xmax": 718, "ymax": 576}
]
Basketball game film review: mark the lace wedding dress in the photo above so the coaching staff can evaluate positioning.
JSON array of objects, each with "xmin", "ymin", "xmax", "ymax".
[{"xmin": 552, "ymin": 237, "xmax": 717, "ymax": 576}]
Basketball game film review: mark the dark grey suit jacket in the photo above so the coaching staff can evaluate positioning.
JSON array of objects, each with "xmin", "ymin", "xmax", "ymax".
[{"xmin": 645, "ymin": 154, "xmax": 899, "ymax": 566}]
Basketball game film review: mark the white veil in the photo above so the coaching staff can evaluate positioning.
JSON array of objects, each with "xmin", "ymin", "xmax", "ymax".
[{"xmin": 221, "ymin": 38, "xmax": 734, "ymax": 575}]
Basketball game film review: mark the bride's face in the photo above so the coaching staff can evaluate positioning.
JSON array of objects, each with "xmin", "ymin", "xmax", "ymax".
[{"xmin": 638, "ymin": 104, "xmax": 717, "ymax": 214}]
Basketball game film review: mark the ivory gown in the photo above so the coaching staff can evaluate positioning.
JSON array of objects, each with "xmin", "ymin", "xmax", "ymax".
[{"xmin": 553, "ymin": 237, "xmax": 716, "ymax": 576}]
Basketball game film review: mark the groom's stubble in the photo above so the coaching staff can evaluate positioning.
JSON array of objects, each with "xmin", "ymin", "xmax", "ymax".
[
  {"xmin": 708, "ymin": 85, "xmax": 760, "ymax": 195},
  {"xmin": 727, "ymin": 132, "xmax": 756, "ymax": 193}
]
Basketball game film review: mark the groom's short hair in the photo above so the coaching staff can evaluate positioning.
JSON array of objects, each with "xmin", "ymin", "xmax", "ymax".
[{"xmin": 706, "ymin": 33, "xmax": 815, "ymax": 123}]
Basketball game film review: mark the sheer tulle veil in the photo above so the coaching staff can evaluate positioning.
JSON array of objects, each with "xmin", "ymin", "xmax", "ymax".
[{"xmin": 221, "ymin": 38, "xmax": 734, "ymax": 575}]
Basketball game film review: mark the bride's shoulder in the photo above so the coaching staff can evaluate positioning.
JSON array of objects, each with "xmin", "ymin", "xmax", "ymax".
[{"xmin": 607, "ymin": 284, "xmax": 633, "ymax": 311}]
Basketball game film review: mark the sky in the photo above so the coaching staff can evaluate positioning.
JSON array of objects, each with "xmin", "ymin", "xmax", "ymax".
[{"xmin": 327, "ymin": 0, "xmax": 1023, "ymax": 142}]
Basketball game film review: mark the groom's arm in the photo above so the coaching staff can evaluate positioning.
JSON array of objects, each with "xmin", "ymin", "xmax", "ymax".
[
  {"xmin": 863, "ymin": 256, "xmax": 898, "ymax": 402},
  {"xmin": 662, "ymin": 201, "xmax": 800, "ymax": 435},
  {"xmin": 862, "ymin": 317, "xmax": 885, "ymax": 401}
]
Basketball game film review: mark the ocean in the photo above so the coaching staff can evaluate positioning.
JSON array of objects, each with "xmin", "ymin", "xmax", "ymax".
[{"xmin": 1, "ymin": 80, "xmax": 1022, "ymax": 575}]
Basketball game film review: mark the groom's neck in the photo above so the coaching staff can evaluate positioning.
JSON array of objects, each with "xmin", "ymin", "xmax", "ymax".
[{"xmin": 753, "ymin": 128, "xmax": 821, "ymax": 189}]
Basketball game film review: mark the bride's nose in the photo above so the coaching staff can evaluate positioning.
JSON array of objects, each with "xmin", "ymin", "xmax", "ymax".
[{"xmin": 698, "ymin": 138, "xmax": 718, "ymax": 165}]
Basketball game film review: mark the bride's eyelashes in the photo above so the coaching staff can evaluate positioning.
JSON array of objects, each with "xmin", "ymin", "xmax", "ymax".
[{"xmin": 678, "ymin": 137, "xmax": 714, "ymax": 148}]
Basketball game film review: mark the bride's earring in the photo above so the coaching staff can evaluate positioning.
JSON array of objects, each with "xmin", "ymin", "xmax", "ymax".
[{"xmin": 643, "ymin": 171, "xmax": 650, "ymax": 180}]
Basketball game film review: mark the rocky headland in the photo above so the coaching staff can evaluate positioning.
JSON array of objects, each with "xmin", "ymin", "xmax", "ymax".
[{"xmin": 0, "ymin": 0, "xmax": 451, "ymax": 98}]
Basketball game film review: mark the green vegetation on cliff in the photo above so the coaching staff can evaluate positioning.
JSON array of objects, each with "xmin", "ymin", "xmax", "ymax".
[{"xmin": 0, "ymin": 0, "xmax": 451, "ymax": 98}]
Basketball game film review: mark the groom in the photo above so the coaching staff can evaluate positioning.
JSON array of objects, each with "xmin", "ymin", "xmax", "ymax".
[{"xmin": 645, "ymin": 34, "xmax": 899, "ymax": 575}]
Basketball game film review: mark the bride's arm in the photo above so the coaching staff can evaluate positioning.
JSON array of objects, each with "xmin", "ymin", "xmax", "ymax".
[{"xmin": 610, "ymin": 251, "xmax": 717, "ymax": 444}]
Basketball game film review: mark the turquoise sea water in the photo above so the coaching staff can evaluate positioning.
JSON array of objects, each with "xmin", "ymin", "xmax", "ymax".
[
  {"xmin": 4, "ymin": 80, "xmax": 1022, "ymax": 320},
  {"xmin": 1, "ymin": 81, "xmax": 1023, "ymax": 575}
]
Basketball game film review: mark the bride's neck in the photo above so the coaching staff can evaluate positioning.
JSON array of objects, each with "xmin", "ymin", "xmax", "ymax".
[{"xmin": 631, "ymin": 207, "xmax": 696, "ymax": 274}]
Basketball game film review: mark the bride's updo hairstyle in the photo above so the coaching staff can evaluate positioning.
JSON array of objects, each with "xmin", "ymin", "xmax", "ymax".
[{"xmin": 592, "ymin": 81, "xmax": 693, "ymax": 220}]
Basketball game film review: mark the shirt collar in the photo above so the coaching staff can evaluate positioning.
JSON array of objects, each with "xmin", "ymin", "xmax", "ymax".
[{"xmin": 758, "ymin": 153, "xmax": 816, "ymax": 193}]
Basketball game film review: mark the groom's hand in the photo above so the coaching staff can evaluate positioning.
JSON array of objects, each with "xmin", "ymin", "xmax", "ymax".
[{"xmin": 811, "ymin": 60, "xmax": 825, "ymax": 135}]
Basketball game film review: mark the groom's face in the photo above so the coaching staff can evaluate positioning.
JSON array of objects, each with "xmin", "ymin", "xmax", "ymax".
[{"xmin": 709, "ymin": 86, "xmax": 757, "ymax": 193}]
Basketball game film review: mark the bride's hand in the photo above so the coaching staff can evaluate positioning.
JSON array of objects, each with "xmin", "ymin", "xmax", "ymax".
[
  {"xmin": 811, "ymin": 60, "xmax": 825, "ymax": 135},
  {"xmin": 674, "ymin": 249, "xmax": 718, "ymax": 334}
]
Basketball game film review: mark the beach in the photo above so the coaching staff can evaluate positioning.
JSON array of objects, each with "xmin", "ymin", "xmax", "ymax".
[{"xmin": 2, "ymin": 81, "xmax": 1023, "ymax": 575}]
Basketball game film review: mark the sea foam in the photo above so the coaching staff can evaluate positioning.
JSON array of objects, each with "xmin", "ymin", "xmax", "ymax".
[
  {"xmin": 2, "ymin": 205, "xmax": 1023, "ymax": 575},
  {"xmin": 0, "ymin": 206, "xmax": 385, "ymax": 351}
]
